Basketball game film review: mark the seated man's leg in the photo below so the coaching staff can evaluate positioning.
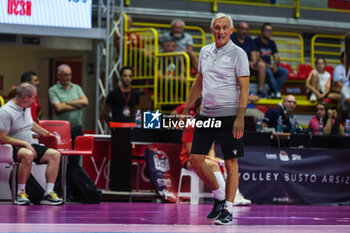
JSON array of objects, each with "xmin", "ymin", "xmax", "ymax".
[
  {"xmin": 276, "ymin": 66, "xmax": 289, "ymax": 92},
  {"xmin": 265, "ymin": 67, "xmax": 278, "ymax": 96},
  {"xmin": 14, "ymin": 147, "xmax": 35, "ymax": 205},
  {"xmin": 37, "ymin": 146, "xmax": 63, "ymax": 205},
  {"xmin": 256, "ymin": 61, "xmax": 267, "ymax": 96}
]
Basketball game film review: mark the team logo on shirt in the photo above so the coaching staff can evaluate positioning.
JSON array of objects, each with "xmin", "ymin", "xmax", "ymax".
[{"xmin": 143, "ymin": 110, "xmax": 162, "ymax": 129}]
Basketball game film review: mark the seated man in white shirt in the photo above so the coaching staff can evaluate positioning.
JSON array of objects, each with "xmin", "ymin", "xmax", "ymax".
[{"xmin": 0, "ymin": 83, "xmax": 63, "ymax": 205}]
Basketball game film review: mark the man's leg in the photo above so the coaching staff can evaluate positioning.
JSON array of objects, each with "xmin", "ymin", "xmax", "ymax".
[
  {"xmin": 39, "ymin": 148, "xmax": 63, "ymax": 205},
  {"xmin": 265, "ymin": 67, "xmax": 278, "ymax": 96},
  {"xmin": 276, "ymin": 66, "xmax": 289, "ymax": 91},
  {"xmin": 257, "ymin": 61, "xmax": 267, "ymax": 95},
  {"xmin": 223, "ymin": 158, "xmax": 239, "ymax": 203},
  {"xmin": 15, "ymin": 148, "xmax": 35, "ymax": 205}
]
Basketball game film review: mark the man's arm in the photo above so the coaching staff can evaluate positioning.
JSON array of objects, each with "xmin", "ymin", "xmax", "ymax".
[
  {"xmin": 0, "ymin": 131, "xmax": 36, "ymax": 157},
  {"xmin": 186, "ymin": 45, "xmax": 199, "ymax": 71},
  {"xmin": 32, "ymin": 122, "xmax": 51, "ymax": 136},
  {"xmin": 233, "ymin": 76, "xmax": 250, "ymax": 139},
  {"xmin": 66, "ymin": 95, "xmax": 89, "ymax": 109},
  {"xmin": 52, "ymin": 102, "xmax": 78, "ymax": 114},
  {"xmin": 182, "ymin": 73, "xmax": 203, "ymax": 116},
  {"xmin": 101, "ymin": 104, "xmax": 112, "ymax": 126}
]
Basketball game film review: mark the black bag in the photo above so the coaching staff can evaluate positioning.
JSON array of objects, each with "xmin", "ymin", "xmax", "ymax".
[
  {"xmin": 67, "ymin": 164, "xmax": 102, "ymax": 204},
  {"xmin": 9, "ymin": 170, "xmax": 45, "ymax": 204}
]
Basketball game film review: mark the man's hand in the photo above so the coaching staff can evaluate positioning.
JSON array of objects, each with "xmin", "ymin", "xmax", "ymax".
[
  {"xmin": 24, "ymin": 142, "xmax": 37, "ymax": 159},
  {"xmin": 272, "ymin": 65, "xmax": 278, "ymax": 73},
  {"xmin": 232, "ymin": 117, "xmax": 244, "ymax": 139}
]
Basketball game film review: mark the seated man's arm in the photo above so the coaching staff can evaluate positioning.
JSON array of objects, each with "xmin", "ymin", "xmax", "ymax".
[
  {"xmin": 32, "ymin": 122, "xmax": 50, "ymax": 136},
  {"xmin": 0, "ymin": 131, "xmax": 32, "ymax": 150},
  {"xmin": 248, "ymin": 93, "xmax": 259, "ymax": 104},
  {"xmin": 186, "ymin": 44, "xmax": 199, "ymax": 71}
]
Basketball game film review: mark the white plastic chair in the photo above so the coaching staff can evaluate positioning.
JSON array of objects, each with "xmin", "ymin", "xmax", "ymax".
[
  {"xmin": 0, "ymin": 144, "xmax": 16, "ymax": 203},
  {"xmin": 176, "ymin": 168, "xmax": 213, "ymax": 204}
]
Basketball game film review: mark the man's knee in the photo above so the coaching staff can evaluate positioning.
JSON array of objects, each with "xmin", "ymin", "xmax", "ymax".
[
  {"xmin": 258, "ymin": 61, "xmax": 266, "ymax": 70},
  {"xmin": 189, "ymin": 154, "xmax": 205, "ymax": 168},
  {"xmin": 43, "ymin": 149, "xmax": 61, "ymax": 164},
  {"xmin": 18, "ymin": 149, "xmax": 35, "ymax": 164}
]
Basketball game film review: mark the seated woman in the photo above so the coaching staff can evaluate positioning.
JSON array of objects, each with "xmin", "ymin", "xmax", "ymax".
[
  {"xmin": 308, "ymin": 101, "xmax": 344, "ymax": 135},
  {"xmin": 179, "ymin": 97, "xmax": 251, "ymax": 205}
]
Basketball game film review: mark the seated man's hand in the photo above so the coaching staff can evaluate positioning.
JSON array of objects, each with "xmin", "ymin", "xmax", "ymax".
[{"xmin": 24, "ymin": 142, "xmax": 37, "ymax": 159}]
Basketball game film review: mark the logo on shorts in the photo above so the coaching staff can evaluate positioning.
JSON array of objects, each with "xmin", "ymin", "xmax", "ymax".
[
  {"xmin": 143, "ymin": 110, "xmax": 161, "ymax": 129},
  {"xmin": 232, "ymin": 149, "xmax": 238, "ymax": 155}
]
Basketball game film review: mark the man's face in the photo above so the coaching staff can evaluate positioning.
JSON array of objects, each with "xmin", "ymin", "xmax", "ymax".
[
  {"xmin": 171, "ymin": 22, "xmax": 184, "ymax": 38},
  {"xmin": 121, "ymin": 69, "xmax": 133, "ymax": 87},
  {"xmin": 58, "ymin": 66, "xmax": 72, "ymax": 87},
  {"xmin": 163, "ymin": 41, "xmax": 177, "ymax": 52},
  {"xmin": 237, "ymin": 22, "xmax": 249, "ymax": 39},
  {"xmin": 211, "ymin": 17, "xmax": 234, "ymax": 48},
  {"xmin": 283, "ymin": 96, "xmax": 297, "ymax": 113},
  {"xmin": 23, "ymin": 89, "xmax": 37, "ymax": 108},
  {"xmin": 30, "ymin": 75, "xmax": 40, "ymax": 88},
  {"xmin": 262, "ymin": 25, "xmax": 273, "ymax": 40}
]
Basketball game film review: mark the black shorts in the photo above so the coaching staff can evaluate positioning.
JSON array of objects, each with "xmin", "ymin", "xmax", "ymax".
[
  {"xmin": 13, "ymin": 144, "xmax": 49, "ymax": 164},
  {"xmin": 190, "ymin": 115, "xmax": 244, "ymax": 160}
]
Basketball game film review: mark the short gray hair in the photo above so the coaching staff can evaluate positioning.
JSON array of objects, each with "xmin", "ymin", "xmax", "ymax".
[
  {"xmin": 57, "ymin": 64, "xmax": 71, "ymax": 73},
  {"xmin": 171, "ymin": 19, "xmax": 185, "ymax": 28},
  {"xmin": 210, "ymin": 13, "xmax": 233, "ymax": 28},
  {"xmin": 16, "ymin": 83, "xmax": 36, "ymax": 98}
]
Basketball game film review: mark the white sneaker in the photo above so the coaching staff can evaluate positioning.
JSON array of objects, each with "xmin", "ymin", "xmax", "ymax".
[
  {"xmin": 276, "ymin": 92, "xmax": 281, "ymax": 99},
  {"xmin": 233, "ymin": 192, "xmax": 251, "ymax": 206},
  {"xmin": 309, "ymin": 93, "xmax": 317, "ymax": 102}
]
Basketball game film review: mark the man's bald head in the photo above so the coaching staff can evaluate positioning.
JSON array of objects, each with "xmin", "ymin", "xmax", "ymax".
[{"xmin": 16, "ymin": 82, "xmax": 36, "ymax": 99}]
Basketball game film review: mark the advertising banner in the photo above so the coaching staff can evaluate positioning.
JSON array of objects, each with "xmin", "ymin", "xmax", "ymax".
[
  {"xmin": 239, "ymin": 146, "xmax": 350, "ymax": 205},
  {"xmin": 1, "ymin": 0, "xmax": 92, "ymax": 28}
]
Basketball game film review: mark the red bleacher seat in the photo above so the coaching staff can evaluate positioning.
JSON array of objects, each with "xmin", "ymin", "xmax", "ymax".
[
  {"xmin": 296, "ymin": 64, "xmax": 313, "ymax": 80},
  {"xmin": 279, "ymin": 63, "xmax": 298, "ymax": 80}
]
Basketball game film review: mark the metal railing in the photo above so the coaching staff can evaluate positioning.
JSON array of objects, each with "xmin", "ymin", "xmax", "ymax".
[
  {"xmin": 155, "ymin": 52, "xmax": 194, "ymax": 111},
  {"xmin": 132, "ymin": 22, "xmax": 206, "ymax": 56},
  {"xmin": 311, "ymin": 34, "xmax": 344, "ymax": 68}
]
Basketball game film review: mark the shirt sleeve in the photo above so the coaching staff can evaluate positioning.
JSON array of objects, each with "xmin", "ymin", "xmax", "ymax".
[
  {"xmin": 105, "ymin": 91, "xmax": 114, "ymax": 107},
  {"xmin": 0, "ymin": 111, "xmax": 11, "ymax": 132},
  {"xmin": 263, "ymin": 109, "xmax": 274, "ymax": 126},
  {"xmin": 333, "ymin": 66, "xmax": 343, "ymax": 83},
  {"xmin": 76, "ymin": 85, "xmax": 86, "ymax": 97},
  {"xmin": 185, "ymin": 33, "xmax": 193, "ymax": 46},
  {"xmin": 48, "ymin": 87, "xmax": 60, "ymax": 104},
  {"xmin": 271, "ymin": 40, "xmax": 278, "ymax": 54},
  {"xmin": 198, "ymin": 48, "xmax": 203, "ymax": 73},
  {"xmin": 249, "ymin": 37, "xmax": 257, "ymax": 51},
  {"xmin": 235, "ymin": 49, "xmax": 250, "ymax": 77}
]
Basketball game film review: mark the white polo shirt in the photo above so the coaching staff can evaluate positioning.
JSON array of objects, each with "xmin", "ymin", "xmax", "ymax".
[
  {"xmin": 198, "ymin": 41, "xmax": 250, "ymax": 117},
  {"xmin": 0, "ymin": 100, "xmax": 37, "ymax": 144}
]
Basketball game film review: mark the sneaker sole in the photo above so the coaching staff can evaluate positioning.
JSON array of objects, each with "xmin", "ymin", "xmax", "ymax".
[
  {"xmin": 206, "ymin": 212, "xmax": 222, "ymax": 220},
  {"xmin": 214, "ymin": 220, "xmax": 232, "ymax": 225},
  {"xmin": 14, "ymin": 200, "xmax": 31, "ymax": 205},
  {"xmin": 40, "ymin": 200, "xmax": 63, "ymax": 205}
]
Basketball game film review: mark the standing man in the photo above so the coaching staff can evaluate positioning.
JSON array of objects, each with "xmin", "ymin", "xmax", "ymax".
[
  {"xmin": 0, "ymin": 83, "xmax": 63, "ymax": 205},
  {"xmin": 183, "ymin": 13, "xmax": 250, "ymax": 225},
  {"xmin": 254, "ymin": 23, "xmax": 289, "ymax": 99},
  {"xmin": 102, "ymin": 66, "xmax": 139, "ymax": 123},
  {"xmin": 159, "ymin": 19, "xmax": 199, "ymax": 71},
  {"xmin": 7, "ymin": 71, "xmax": 42, "ymax": 122},
  {"xmin": 230, "ymin": 22, "xmax": 267, "ymax": 98},
  {"xmin": 49, "ymin": 64, "xmax": 88, "ymax": 165}
]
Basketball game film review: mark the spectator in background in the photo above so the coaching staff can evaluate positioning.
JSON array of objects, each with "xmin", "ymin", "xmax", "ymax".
[
  {"xmin": 180, "ymin": 97, "xmax": 251, "ymax": 206},
  {"xmin": 306, "ymin": 57, "xmax": 331, "ymax": 102},
  {"xmin": 263, "ymin": 95, "xmax": 297, "ymax": 132},
  {"xmin": 308, "ymin": 101, "xmax": 344, "ymax": 135},
  {"xmin": 102, "ymin": 67, "xmax": 139, "ymax": 123},
  {"xmin": 341, "ymin": 33, "xmax": 350, "ymax": 120},
  {"xmin": 333, "ymin": 52, "xmax": 348, "ymax": 92},
  {"xmin": 158, "ymin": 38, "xmax": 186, "ymax": 101},
  {"xmin": 231, "ymin": 22, "xmax": 267, "ymax": 98},
  {"xmin": 49, "ymin": 64, "xmax": 88, "ymax": 166},
  {"xmin": 7, "ymin": 71, "xmax": 42, "ymax": 122},
  {"xmin": 245, "ymin": 90, "xmax": 264, "ymax": 122},
  {"xmin": 0, "ymin": 83, "xmax": 62, "ymax": 205},
  {"xmin": 159, "ymin": 19, "xmax": 199, "ymax": 71},
  {"xmin": 254, "ymin": 23, "xmax": 289, "ymax": 99}
]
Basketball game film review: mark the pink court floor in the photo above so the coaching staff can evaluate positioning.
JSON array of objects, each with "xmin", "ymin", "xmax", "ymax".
[{"xmin": 0, "ymin": 202, "xmax": 349, "ymax": 233}]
